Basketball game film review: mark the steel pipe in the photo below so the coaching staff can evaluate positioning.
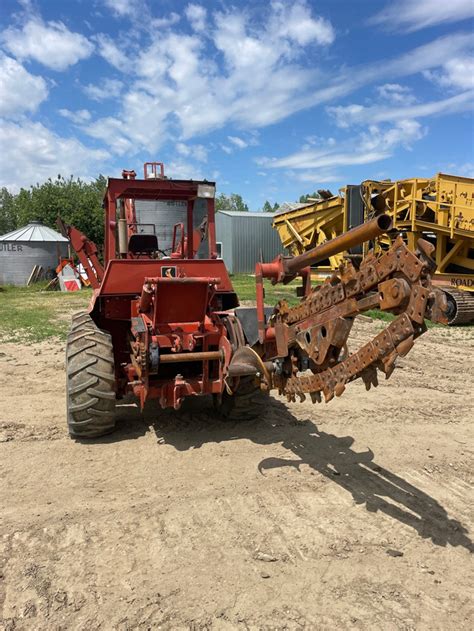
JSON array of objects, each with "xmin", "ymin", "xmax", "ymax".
[
  {"xmin": 227, "ymin": 363, "xmax": 259, "ymax": 377},
  {"xmin": 284, "ymin": 214, "xmax": 392, "ymax": 276},
  {"xmin": 159, "ymin": 350, "xmax": 223, "ymax": 363}
]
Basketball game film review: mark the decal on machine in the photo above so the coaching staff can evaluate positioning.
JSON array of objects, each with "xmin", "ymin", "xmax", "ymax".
[{"xmin": 161, "ymin": 266, "xmax": 177, "ymax": 278}]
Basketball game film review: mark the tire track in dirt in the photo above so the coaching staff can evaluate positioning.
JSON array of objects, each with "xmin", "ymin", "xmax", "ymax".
[{"xmin": 1, "ymin": 323, "xmax": 473, "ymax": 629}]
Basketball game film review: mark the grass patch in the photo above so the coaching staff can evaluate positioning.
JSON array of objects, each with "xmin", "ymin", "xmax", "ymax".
[
  {"xmin": 1, "ymin": 276, "xmax": 469, "ymax": 343},
  {"xmin": 1, "ymin": 276, "xmax": 290, "ymax": 344},
  {"xmin": 231, "ymin": 274, "xmax": 301, "ymax": 306},
  {"xmin": 231, "ymin": 276, "xmax": 451, "ymax": 328},
  {"xmin": 0, "ymin": 276, "xmax": 300, "ymax": 344},
  {"xmin": 366, "ymin": 309, "xmax": 394, "ymax": 323},
  {"xmin": 0, "ymin": 284, "xmax": 91, "ymax": 343}
]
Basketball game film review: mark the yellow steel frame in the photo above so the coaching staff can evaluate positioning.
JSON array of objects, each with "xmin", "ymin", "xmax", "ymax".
[
  {"xmin": 273, "ymin": 173, "xmax": 474, "ymax": 292},
  {"xmin": 363, "ymin": 174, "xmax": 474, "ymax": 284}
]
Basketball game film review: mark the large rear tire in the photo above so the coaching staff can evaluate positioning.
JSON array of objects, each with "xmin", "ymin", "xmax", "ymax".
[{"xmin": 66, "ymin": 311, "xmax": 116, "ymax": 438}]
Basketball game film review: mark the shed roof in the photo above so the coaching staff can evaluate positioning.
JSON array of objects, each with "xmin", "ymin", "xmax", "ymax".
[
  {"xmin": 217, "ymin": 210, "xmax": 274, "ymax": 218},
  {"xmin": 0, "ymin": 221, "xmax": 69, "ymax": 242}
]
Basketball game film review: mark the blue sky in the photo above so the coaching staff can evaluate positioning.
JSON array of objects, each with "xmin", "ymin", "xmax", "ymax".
[{"xmin": 0, "ymin": 0, "xmax": 473, "ymax": 209}]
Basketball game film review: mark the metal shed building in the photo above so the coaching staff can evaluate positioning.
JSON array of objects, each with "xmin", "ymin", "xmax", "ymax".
[
  {"xmin": 215, "ymin": 210, "xmax": 284, "ymax": 274},
  {"xmin": 0, "ymin": 221, "xmax": 69, "ymax": 286}
]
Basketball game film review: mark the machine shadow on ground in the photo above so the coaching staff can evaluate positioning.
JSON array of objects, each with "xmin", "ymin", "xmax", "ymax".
[{"xmin": 88, "ymin": 396, "xmax": 473, "ymax": 554}]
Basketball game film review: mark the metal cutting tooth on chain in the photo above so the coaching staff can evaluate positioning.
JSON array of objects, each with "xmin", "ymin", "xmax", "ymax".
[{"xmin": 274, "ymin": 236, "xmax": 446, "ymax": 403}]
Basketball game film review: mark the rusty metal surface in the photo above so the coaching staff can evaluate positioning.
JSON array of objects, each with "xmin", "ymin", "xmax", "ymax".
[
  {"xmin": 270, "ymin": 235, "xmax": 448, "ymax": 404},
  {"xmin": 227, "ymin": 346, "xmax": 272, "ymax": 389},
  {"xmin": 284, "ymin": 214, "xmax": 392, "ymax": 276},
  {"xmin": 439, "ymin": 287, "xmax": 474, "ymax": 325},
  {"xmin": 159, "ymin": 350, "xmax": 223, "ymax": 363}
]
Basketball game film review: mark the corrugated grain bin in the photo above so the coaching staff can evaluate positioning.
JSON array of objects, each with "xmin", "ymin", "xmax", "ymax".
[
  {"xmin": 0, "ymin": 221, "xmax": 69, "ymax": 286},
  {"xmin": 215, "ymin": 210, "xmax": 284, "ymax": 273}
]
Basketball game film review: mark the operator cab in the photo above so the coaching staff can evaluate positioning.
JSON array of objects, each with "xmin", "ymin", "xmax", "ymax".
[
  {"xmin": 96, "ymin": 162, "xmax": 238, "ymax": 310},
  {"xmin": 105, "ymin": 162, "xmax": 217, "ymax": 263}
]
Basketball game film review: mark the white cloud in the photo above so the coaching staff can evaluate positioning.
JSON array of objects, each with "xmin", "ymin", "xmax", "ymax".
[
  {"xmin": 2, "ymin": 18, "xmax": 93, "ymax": 71},
  {"xmin": 87, "ymin": 1, "xmax": 336, "ymax": 146},
  {"xmin": 257, "ymin": 120, "xmax": 425, "ymax": 171},
  {"xmin": 120, "ymin": 90, "xmax": 169, "ymax": 150},
  {"xmin": 294, "ymin": 32, "xmax": 473, "ymax": 115},
  {"xmin": 16, "ymin": 0, "xmax": 34, "ymax": 9},
  {"xmin": 424, "ymin": 55, "xmax": 474, "ymax": 90},
  {"xmin": 228, "ymin": 136, "xmax": 248, "ymax": 149},
  {"xmin": 370, "ymin": 0, "xmax": 474, "ymax": 32},
  {"xmin": 58, "ymin": 108, "xmax": 91, "ymax": 124},
  {"xmin": 442, "ymin": 161, "xmax": 474, "ymax": 178},
  {"xmin": 226, "ymin": 134, "xmax": 260, "ymax": 149},
  {"xmin": 261, "ymin": 149, "xmax": 388, "ymax": 170},
  {"xmin": 84, "ymin": 90, "xmax": 169, "ymax": 155},
  {"xmin": 79, "ymin": 8, "xmax": 471, "ymax": 164},
  {"xmin": 0, "ymin": 119, "xmax": 109, "ymax": 190},
  {"xmin": 302, "ymin": 134, "xmax": 336, "ymax": 149},
  {"xmin": 102, "ymin": 0, "xmax": 137, "ymax": 17},
  {"xmin": 361, "ymin": 120, "xmax": 425, "ymax": 153},
  {"xmin": 102, "ymin": 0, "xmax": 179, "ymax": 31},
  {"xmin": 85, "ymin": 116, "xmax": 134, "ymax": 155},
  {"xmin": 185, "ymin": 4, "xmax": 207, "ymax": 32},
  {"xmin": 456, "ymin": 162, "xmax": 474, "ymax": 177},
  {"xmin": 166, "ymin": 159, "xmax": 205, "ymax": 180},
  {"xmin": 291, "ymin": 170, "xmax": 342, "ymax": 184},
  {"xmin": 175, "ymin": 142, "xmax": 208, "ymax": 162},
  {"xmin": 291, "ymin": 32, "xmax": 474, "ymax": 133},
  {"xmin": 270, "ymin": 0, "xmax": 335, "ymax": 45},
  {"xmin": 326, "ymin": 104, "xmax": 365, "ymax": 129},
  {"xmin": 94, "ymin": 34, "xmax": 130, "ymax": 72},
  {"xmin": 377, "ymin": 83, "xmax": 417, "ymax": 104},
  {"xmin": 328, "ymin": 90, "xmax": 474, "ymax": 127},
  {"xmin": 83, "ymin": 78, "xmax": 123, "ymax": 101},
  {"xmin": 0, "ymin": 54, "xmax": 48, "ymax": 117},
  {"xmin": 383, "ymin": 33, "xmax": 473, "ymax": 77},
  {"xmin": 151, "ymin": 13, "xmax": 180, "ymax": 29}
]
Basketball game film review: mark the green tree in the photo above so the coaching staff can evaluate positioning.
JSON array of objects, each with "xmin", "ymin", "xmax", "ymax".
[
  {"xmin": 298, "ymin": 191, "xmax": 321, "ymax": 203},
  {"xmin": 216, "ymin": 192, "xmax": 249, "ymax": 212},
  {"xmin": 261, "ymin": 200, "xmax": 279, "ymax": 213},
  {"xmin": 2, "ymin": 175, "xmax": 107, "ymax": 246},
  {"xmin": 0, "ymin": 188, "xmax": 17, "ymax": 235}
]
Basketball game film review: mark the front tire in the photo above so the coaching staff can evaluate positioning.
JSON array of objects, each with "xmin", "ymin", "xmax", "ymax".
[{"xmin": 66, "ymin": 311, "xmax": 116, "ymax": 438}]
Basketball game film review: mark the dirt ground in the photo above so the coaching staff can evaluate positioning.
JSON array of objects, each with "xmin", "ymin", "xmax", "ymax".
[{"xmin": 0, "ymin": 320, "xmax": 473, "ymax": 630}]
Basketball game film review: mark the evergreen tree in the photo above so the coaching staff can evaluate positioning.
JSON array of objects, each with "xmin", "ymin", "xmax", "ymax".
[{"xmin": 299, "ymin": 191, "xmax": 321, "ymax": 203}]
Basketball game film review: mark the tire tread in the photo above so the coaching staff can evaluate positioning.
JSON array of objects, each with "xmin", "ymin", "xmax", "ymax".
[{"xmin": 66, "ymin": 310, "xmax": 116, "ymax": 438}]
